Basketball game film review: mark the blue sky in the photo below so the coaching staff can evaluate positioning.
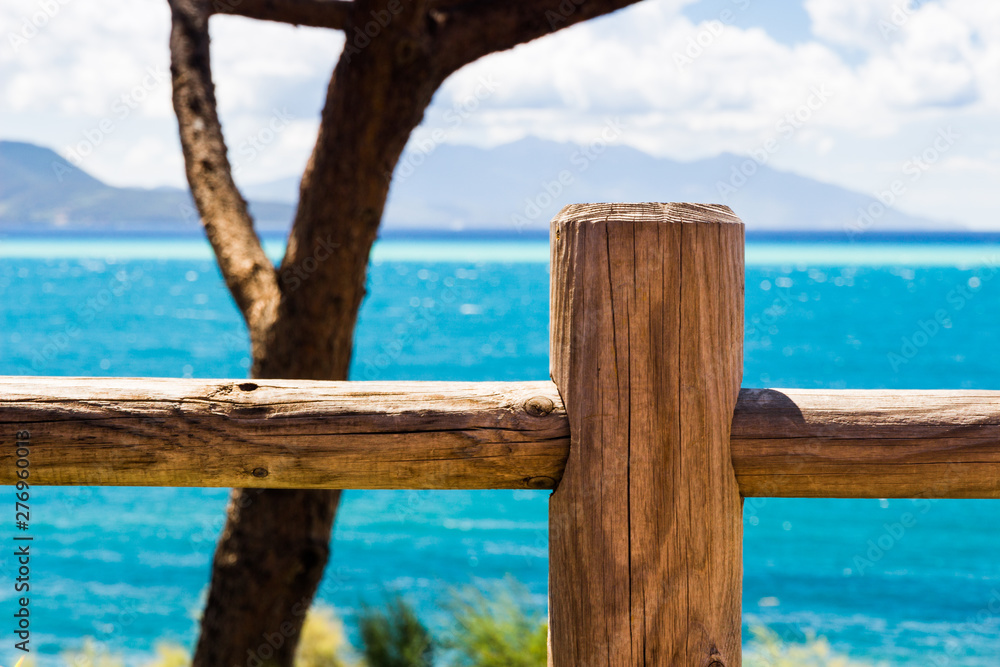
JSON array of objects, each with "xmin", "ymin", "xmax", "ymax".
[
  {"xmin": 2, "ymin": 0, "xmax": 998, "ymax": 229},
  {"xmin": 682, "ymin": 1, "xmax": 814, "ymax": 46}
]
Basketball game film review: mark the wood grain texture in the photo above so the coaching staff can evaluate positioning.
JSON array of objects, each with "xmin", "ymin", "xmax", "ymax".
[
  {"xmin": 733, "ymin": 388, "xmax": 1000, "ymax": 498},
  {"xmin": 547, "ymin": 203, "xmax": 745, "ymax": 667},
  {"xmin": 6, "ymin": 378, "xmax": 1000, "ymax": 498},
  {"xmin": 0, "ymin": 377, "xmax": 567, "ymax": 489}
]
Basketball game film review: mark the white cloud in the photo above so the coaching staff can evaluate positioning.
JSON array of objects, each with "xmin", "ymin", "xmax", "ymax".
[
  {"xmin": 0, "ymin": 0, "xmax": 336, "ymax": 187},
  {"xmin": 436, "ymin": 0, "xmax": 1000, "ymax": 140},
  {"xmin": 416, "ymin": 0, "xmax": 1000, "ymax": 226},
  {"xmin": 1, "ymin": 1, "xmax": 171, "ymax": 116},
  {"xmin": 2, "ymin": 0, "xmax": 1000, "ymax": 227},
  {"xmin": 804, "ymin": 0, "xmax": 900, "ymax": 51}
]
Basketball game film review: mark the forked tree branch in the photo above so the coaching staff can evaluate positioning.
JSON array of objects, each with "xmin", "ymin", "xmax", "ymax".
[
  {"xmin": 168, "ymin": 0, "xmax": 280, "ymax": 336},
  {"xmin": 211, "ymin": 0, "xmax": 355, "ymax": 29},
  {"xmin": 434, "ymin": 0, "xmax": 645, "ymax": 73},
  {"xmin": 168, "ymin": 1, "xmax": 655, "ymax": 663},
  {"xmin": 168, "ymin": 0, "xmax": 641, "ymax": 348}
]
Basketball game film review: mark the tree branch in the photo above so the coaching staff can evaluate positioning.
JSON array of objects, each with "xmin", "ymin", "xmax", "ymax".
[
  {"xmin": 433, "ymin": 0, "xmax": 645, "ymax": 73},
  {"xmin": 211, "ymin": 0, "xmax": 355, "ymax": 30},
  {"xmin": 168, "ymin": 0, "xmax": 280, "ymax": 337},
  {"xmin": 260, "ymin": 0, "xmax": 444, "ymax": 381}
]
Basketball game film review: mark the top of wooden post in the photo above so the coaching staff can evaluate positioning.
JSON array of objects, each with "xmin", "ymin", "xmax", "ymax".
[{"xmin": 552, "ymin": 202, "xmax": 743, "ymax": 227}]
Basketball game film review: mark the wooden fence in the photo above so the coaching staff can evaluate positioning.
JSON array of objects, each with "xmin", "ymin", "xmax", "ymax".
[{"xmin": 4, "ymin": 202, "xmax": 999, "ymax": 666}]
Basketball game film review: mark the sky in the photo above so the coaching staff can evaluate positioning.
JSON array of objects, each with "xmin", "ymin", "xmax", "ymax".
[{"xmin": 2, "ymin": 0, "xmax": 999, "ymax": 229}]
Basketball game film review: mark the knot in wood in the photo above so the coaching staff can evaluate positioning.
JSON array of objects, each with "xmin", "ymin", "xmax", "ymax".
[
  {"xmin": 361, "ymin": 206, "xmax": 380, "ymax": 226},
  {"xmin": 524, "ymin": 396, "xmax": 555, "ymax": 417},
  {"xmin": 394, "ymin": 38, "xmax": 420, "ymax": 65},
  {"xmin": 525, "ymin": 476, "xmax": 556, "ymax": 489},
  {"xmin": 251, "ymin": 467, "xmax": 269, "ymax": 478}
]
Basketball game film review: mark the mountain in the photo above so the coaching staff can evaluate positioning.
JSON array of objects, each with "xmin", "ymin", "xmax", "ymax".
[
  {"xmin": 0, "ymin": 141, "xmax": 293, "ymax": 232},
  {"xmin": 377, "ymin": 137, "xmax": 958, "ymax": 233},
  {"xmin": 1, "ymin": 138, "xmax": 960, "ymax": 234},
  {"xmin": 246, "ymin": 137, "xmax": 958, "ymax": 234},
  {"xmin": 241, "ymin": 175, "xmax": 300, "ymax": 205}
]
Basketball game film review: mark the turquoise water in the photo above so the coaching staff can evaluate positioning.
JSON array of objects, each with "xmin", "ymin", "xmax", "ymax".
[{"xmin": 2, "ymin": 237, "xmax": 1000, "ymax": 665}]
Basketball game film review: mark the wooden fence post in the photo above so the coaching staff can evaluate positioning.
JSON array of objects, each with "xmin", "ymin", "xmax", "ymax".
[{"xmin": 548, "ymin": 203, "xmax": 745, "ymax": 666}]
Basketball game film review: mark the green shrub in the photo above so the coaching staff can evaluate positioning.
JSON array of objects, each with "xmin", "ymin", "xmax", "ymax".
[
  {"xmin": 440, "ymin": 579, "xmax": 547, "ymax": 667},
  {"xmin": 357, "ymin": 597, "xmax": 434, "ymax": 667},
  {"xmin": 59, "ymin": 596, "xmax": 889, "ymax": 667}
]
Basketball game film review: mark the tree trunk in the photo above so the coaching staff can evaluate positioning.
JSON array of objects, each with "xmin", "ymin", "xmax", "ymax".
[
  {"xmin": 181, "ymin": 2, "xmax": 450, "ymax": 663},
  {"xmin": 167, "ymin": 0, "xmax": 647, "ymax": 663},
  {"xmin": 193, "ymin": 489, "xmax": 341, "ymax": 666}
]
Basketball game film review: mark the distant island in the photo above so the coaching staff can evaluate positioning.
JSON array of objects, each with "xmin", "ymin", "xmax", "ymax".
[
  {"xmin": 0, "ymin": 138, "xmax": 960, "ymax": 236},
  {"xmin": 0, "ymin": 141, "xmax": 292, "ymax": 234}
]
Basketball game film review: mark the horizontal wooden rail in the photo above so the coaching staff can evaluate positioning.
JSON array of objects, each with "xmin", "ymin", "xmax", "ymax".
[
  {"xmin": 732, "ymin": 388, "xmax": 1000, "ymax": 498},
  {"xmin": 0, "ymin": 377, "xmax": 568, "ymax": 489},
  {"xmin": 3, "ymin": 378, "xmax": 1000, "ymax": 497}
]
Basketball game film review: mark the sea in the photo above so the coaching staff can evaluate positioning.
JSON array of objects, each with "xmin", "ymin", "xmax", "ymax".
[{"xmin": 2, "ymin": 232, "xmax": 1000, "ymax": 665}]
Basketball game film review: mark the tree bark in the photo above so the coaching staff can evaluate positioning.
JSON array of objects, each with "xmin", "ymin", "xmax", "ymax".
[{"xmin": 167, "ymin": 0, "xmax": 648, "ymax": 664}]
